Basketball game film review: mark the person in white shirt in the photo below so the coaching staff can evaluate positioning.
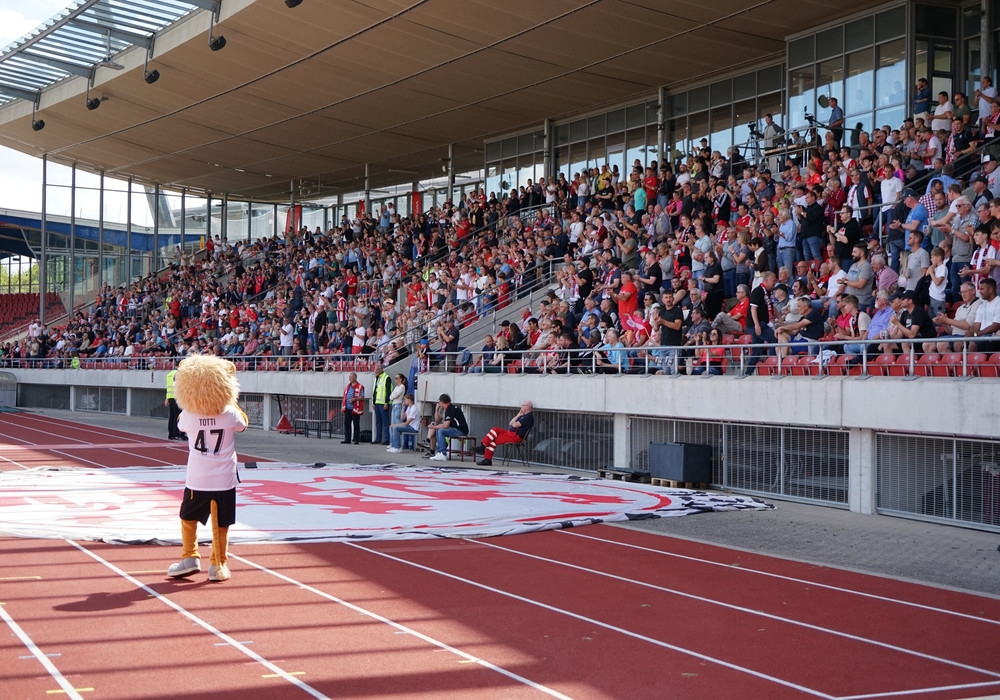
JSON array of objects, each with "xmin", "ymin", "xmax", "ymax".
[{"xmin": 387, "ymin": 393, "xmax": 421, "ymax": 452}]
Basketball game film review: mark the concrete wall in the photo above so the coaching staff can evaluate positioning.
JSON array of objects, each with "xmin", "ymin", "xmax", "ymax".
[{"xmin": 10, "ymin": 369, "xmax": 997, "ymax": 441}]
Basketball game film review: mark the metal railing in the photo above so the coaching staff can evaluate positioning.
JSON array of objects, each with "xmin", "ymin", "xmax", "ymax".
[{"xmin": 3, "ymin": 333, "xmax": 990, "ymax": 378}]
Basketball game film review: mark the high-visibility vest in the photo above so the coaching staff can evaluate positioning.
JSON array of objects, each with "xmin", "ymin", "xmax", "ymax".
[
  {"xmin": 373, "ymin": 372, "xmax": 391, "ymax": 405},
  {"xmin": 166, "ymin": 369, "xmax": 177, "ymax": 400}
]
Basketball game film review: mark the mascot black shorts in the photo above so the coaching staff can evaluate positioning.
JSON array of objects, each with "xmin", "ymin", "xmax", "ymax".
[{"xmin": 179, "ymin": 487, "xmax": 237, "ymax": 527}]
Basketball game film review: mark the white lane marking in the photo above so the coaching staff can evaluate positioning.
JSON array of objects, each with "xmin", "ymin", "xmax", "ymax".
[
  {"xmin": 561, "ymin": 530, "xmax": 1000, "ymax": 626},
  {"xmin": 49, "ymin": 450, "xmax": 109, "ymax": 469},
  {"xmin": 343, "ymin": 542, "xmax": 836, "ymax": 699},
  {"xmin": 471, "ymin": 538, "xmax": 1000, "ymax": 680},
  {"xmin": 230, "ymin": 552, "xmax": 573, "ymax": 700},
  {"xmin": 0, "ymin": 598, "xmax": 82, "ymax": 700},
  {"xmin": 109, "ymin": 449, "xmax": 176, "ymax": 466},
  {"xmin": 837, "ymin": 679, "xmax": 1000, "ymax": 699},
  {"xmin": 0, "ymin": 454, "xmax": 31, "ymax": 469},
  {"xmin": 66, "ymin": 541, "xmax": 330, "ymax": 700},
  {"xmin": 4, "ymin": 413, "xmax": 150, "ymax": 445}
]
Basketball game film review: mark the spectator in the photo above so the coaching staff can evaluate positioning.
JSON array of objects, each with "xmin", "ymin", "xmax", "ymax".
[
  {"xmin": 475, "ymin": 400, "xmax": 534, "ymax": 466},
  {"xmin": 425, "ymin": 394, "xmax": 469, "ymax": 461},
  {"xmin": 386, "ymin": 393, "xmax": 420, "ymax": 454}
]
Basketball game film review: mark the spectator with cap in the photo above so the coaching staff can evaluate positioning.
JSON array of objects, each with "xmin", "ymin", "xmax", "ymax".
[{"xmin": 888, "ymin": 189, "xmax": 928, "ymax": 272}]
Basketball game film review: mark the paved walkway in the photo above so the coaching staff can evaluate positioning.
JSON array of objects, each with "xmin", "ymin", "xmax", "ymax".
[{"xmin": 24, "ymin": 408, "xmax": 1000, "ymax": 598}]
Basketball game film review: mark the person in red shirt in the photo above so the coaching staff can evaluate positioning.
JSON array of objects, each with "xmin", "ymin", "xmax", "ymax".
[
  {"xmin": 344, "ymin": 270, "xmax": 358, "ymax": 297},
  {"xmin": 643, "ymin": 167, "xmax": 659, "ymax": 202},
  {"xmin": 612, "ymin": 270, "xmax": 640, "ymax": 318}
]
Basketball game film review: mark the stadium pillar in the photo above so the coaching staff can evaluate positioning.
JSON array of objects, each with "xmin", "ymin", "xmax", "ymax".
[
  {"xmin": 983, "ymin": 0, "xmax": 992, "ymax": 87},
  {"xmin": 614, "ymin": 413, "xmax": 629, "ymax": 470},
  {"xmin": 221, "ymin": 192, "xmax": 228, "ymax": 243},
  {"xmin": 152, "ymin": 185, "xmax": 160, "ymax": 272},
  {"xmin": 126, "ymin": 178, "xmax": 133, "ymax": 283},
  {"xmin": 179, "ymin": 189, "xmax": 186, "ymax": 253},
  {"xmin": 849, "ymin": 428, "xmax": 876, "ymax": 515},
  {"xmin": 446, "ymin": 144, "xmax": 454, "ymax": 202},
  {"xmin": 543, "ymin": 119, "xmax": 551, "ymax": 178},
  {"xmin": 364, "ymin": 163, "xmax": 371, "ymax": 215},
  {"xmin": 98, "ymin": 172, "xmax": 104, "ymax": 291},
  {"xmin": 39, "ymin": 155, "xmax": 47, "ymax": 325},
  {"xmin": 206, "ymin": 193, "xmax": 213, "ymax": 244},
  {"xmin": 69, "ymin": 164, "xmax": 76, "ymax": 316},
  {"xmin": 657, "ymin": 87, "xmax": 666, "ymax": 165}
]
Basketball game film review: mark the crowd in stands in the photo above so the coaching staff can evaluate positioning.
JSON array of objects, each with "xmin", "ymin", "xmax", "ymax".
[{"xmin": 4, "ymin": 75, "xmax": 1000, "ymax": 374}]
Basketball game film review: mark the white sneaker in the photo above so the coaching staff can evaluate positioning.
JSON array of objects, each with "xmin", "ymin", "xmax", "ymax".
[
  {"xmin": 386, "ymin": 447, "xmax": 402, "ymax": 453},
  {"xmin": 167, "ymin": 557, "xmax": 200, "ymax": 578},
  {"xmin": 208, "ymin": 564, "xmax": 231, "ymax": 582},
  {"xmin": 429, "ymin": 452, "xmax": 447, "ymax": 461}
]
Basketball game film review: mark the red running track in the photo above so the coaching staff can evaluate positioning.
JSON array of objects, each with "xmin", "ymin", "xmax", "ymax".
[{"xmin": 2, "ymin": 412, "xmax": 1000, "ymax": 699}]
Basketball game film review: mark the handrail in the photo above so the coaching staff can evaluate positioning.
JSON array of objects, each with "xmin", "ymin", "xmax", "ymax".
[{"xmin": 2, "ymin": 335, "xmax": 982, "ymax": 379}]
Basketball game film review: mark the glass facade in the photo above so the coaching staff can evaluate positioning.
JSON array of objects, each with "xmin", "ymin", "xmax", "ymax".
[{"xmin": 787, "ymin": 5, "xmax": 907, "ymax": 138}]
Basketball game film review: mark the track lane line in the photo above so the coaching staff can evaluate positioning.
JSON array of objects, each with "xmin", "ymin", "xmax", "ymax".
[
  {"xmin": 3, "ymin": 413, "xmax": 153, "ymax": 444},
  {"xmin": 468, "ymin": 538, "xmax": 1000, "ymax": 682},
  {"xmin": 838, "ymin": 679, "xmax": 1000, "ymax": 699},
  {"xmin": 342, "ymin": 542, "xmax": 837, "ymax": 699},
  {"xmin": 560, "ymin": 529, "xmax": 1000, "ymax": 626},
  {"xmin": 0, "ymin": 600, "xmax": 83, "ymax": 699},
  {"xmin": 229, "ymin": 552, "xmax": 572, "ymax": 700},
  {"xmin": 65, "ymin": 541, "xmax": 330, "ymax": 700}
]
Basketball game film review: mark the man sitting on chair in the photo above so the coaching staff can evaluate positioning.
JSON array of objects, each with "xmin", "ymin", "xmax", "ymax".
[{"xmin": 476, "ymin": 401, "xmax": 534, "ymax": 466}]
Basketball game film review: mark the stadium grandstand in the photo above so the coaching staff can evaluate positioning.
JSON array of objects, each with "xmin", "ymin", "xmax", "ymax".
[{"xmin": 0, "ymin": 0, "xmax": 998, "ymax": 535}]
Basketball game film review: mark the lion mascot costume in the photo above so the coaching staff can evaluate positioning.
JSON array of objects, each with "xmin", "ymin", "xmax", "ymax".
[{"xmin": 166, "ymin": 355, "xmax": 247, "ymax": 582}]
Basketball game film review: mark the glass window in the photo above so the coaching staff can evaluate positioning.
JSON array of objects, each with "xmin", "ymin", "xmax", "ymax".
[
  {"xmin": 789, "ymin": 67, "xmax": 815, "ymax": 129},
  {"xmin": 846, "ymin": 49, "xmax": 874, "ymax": 116},
  {"xmin": 914, "ymin": 39, "xmax": 929, "ymax": 83},
  {"xmin": 607, "ymin": 109, "xmax": 626, "ymax": 134},
  {"xmin": 688, "ymin": 86, "xmax": 710, "ymax": 112},
  {"xmin": 876, "ymin": 39, "xmax": 907, "ymax": 107},
  {"xmin": 626, "ymin": 128, "xmax": 646, "ymax": 173},
  {"xmin": 817, "ymin": 57, "xmax": 844, "ymax": 111},
  {"xmin": 759, "ymin": 65, "xmax": 783, "ymax": 93},
  {"xmin": 710, "ymin": 79, "xmax": 732, "ymax": 107},
  {"xmin": 688, "ymin": 111, "xmax": 709, "ymax": 157},
  {"xmin": 816, "ymin": 27, "xmax": 843, "ymax": 60},
  {"xmin": 570, "ymin": 120, "xmax": 587, "ymax": 143},
  {"xmin": 669, "ymin": 92, "xmax": 687, "ymax": 118},
  {"xmin": 876, "ymin": 6, "xmax": 907, "ymax": 43},
  {"xmin": 845, "ymin": 17, "xmax": 873, "ymax": 52},
  {"xmin": 789, "ymin": 37, "xmax": 814, "ymax": 68},
  {"xmin": 758, "ymin": 93, "xmax": 783, "ymax": 134},
  {"xmin": 669, "ymin": 117, "xmax": 687, "ymax": 168},
  {"xmin": 915, "ymin": 5, "xmax": 957, "ymax": 38},
  {"xmin": 732, "ymin": 98, "xmax": 756, "ymax": 158},
  {"xmin": 554, "ymin": 125, "xmax": 569, "ymax": 146},
  {"xmin": 626, "ymin": 104, "xmax": 647, "ymax": 129},
  {"xmin": 607, "ymin": 132, "xmax": 625, "ymax": 176},
  {"xmin": 501, "ymin": 138, "xmax": 517, "ymax": 159},
  {"xmin": 587, "ymin": 138, "xmax": 606, "ymax": 169},
  {"xmin": 518, "ymin": 133, "xmax": 537, "ymax": 156},
  {"xmin": 710, "ymin": 105, "xmax": 733, "ymax": 155},
  {"xmin": 933, "ymin": 43, "xmax": 952, "ymax": 73},
  {"xmin": 588, "ymin": 115, "xmax": 606, "ymax": 139},
  {"xmin": 485, "ymin": 140, "xmax": 501, "ymax": 162},
  {"xmin": 734, "ymin": 73, "xmax": 756, "ymax": 101}
]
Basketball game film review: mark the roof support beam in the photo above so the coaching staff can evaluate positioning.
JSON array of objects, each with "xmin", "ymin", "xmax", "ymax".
[
  {"xmin": 68, "ymin": 19, "xmax": 155, "ymax": 50},
  {"xmin": 21, "ymin": 51, "xmax": 93, "ymax": 79},
  {"xmin": 0, "ymin": 82, "xmax": 38, "ymax": 102}
]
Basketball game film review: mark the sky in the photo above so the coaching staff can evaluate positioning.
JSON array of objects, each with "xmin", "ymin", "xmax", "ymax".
[{"xmin": 0, "ymin": 0, "xmax": 119, "ymax": 216}]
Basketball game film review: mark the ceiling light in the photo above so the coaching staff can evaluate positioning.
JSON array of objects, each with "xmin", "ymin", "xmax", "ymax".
[
  {"xmin": 31, "ymin": 119, "xmax": 45, "ymax": 131},
  {"xmin": 285, "ymin": 0, "xmax": 303, "ymax": 6},
  {"xmin": 209, "ymin": 34, "xmax": 226, "ymax": 51},
  {"xmin": 144, "ymin": 69, "xmax": 160, "ymax": 84}
]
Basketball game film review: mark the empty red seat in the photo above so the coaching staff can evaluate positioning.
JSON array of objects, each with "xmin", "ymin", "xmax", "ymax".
[
  {"xmin": 915, "ymin": 353, "xmax": 940, "ymax": 377},
  {"xmin": 870, "ymin": 353, "xmax": 896, "ymax": 376}
]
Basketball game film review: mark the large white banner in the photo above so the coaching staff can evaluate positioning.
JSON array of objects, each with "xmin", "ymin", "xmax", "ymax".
[{"xmin": 0, "ymin": 464, "xmax": 773, "ymax": 544}]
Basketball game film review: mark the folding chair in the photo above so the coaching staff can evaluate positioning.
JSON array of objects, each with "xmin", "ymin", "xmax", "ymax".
[{"xmin": 500, "ymin": 426, "xmax": 534, "ymax": 469}]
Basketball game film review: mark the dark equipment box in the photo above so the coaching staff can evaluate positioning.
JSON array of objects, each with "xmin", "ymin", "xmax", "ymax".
[{"xmin": 648, "ymin": 442, "xmax": 712, "ymax": 482}]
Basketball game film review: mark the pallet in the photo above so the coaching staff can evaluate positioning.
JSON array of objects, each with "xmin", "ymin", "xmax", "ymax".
[
  {"xmin": 598, "ymin": 469, "xmax": 651, "ymax": 483},
  {"xmin": 651, "ymin": 478, "xmax": 708, "ymax": 490}
]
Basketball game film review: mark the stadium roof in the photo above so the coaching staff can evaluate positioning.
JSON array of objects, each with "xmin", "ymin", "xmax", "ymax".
[{"xmin": 0, "ymin": 0, "xmax": 878, "ymax": 203}]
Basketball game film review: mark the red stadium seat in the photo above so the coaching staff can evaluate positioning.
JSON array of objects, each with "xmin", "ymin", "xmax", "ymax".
[
  {"xmin": 757, "ymin": 356, "xmax": 780, "ymax": 376},
  {"xmin": 988, "ymin": 353, "xmax": 1000, "ymax": 377},
  {"xmin": 966, "ymin": 352, "xmax": 988, "ymax": 377},
  {"xmin": 937, "ymin": 353, "xmax": 963, "ymax": 377},
  {"xmin": 890, "ymin": 353, "xmax": 914, "ymax": 376},
  {"xmin": 869, "ymin": 353, "xmax": 897, "ymax": 376},
  {"xmin": 915, "ymin": 354, "xmax": 940, "ymax": 377}
]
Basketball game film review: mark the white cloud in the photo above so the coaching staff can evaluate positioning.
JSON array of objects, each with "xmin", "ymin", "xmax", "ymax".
[{"xmin": 0, "ymin": 1, "xmax": 66, "ymax": 212}]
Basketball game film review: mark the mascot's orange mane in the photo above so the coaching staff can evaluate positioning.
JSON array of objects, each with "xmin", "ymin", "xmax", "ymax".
[{"xmin": 174, "ymin": 354, "xmax": 240, "ymax": 416}]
